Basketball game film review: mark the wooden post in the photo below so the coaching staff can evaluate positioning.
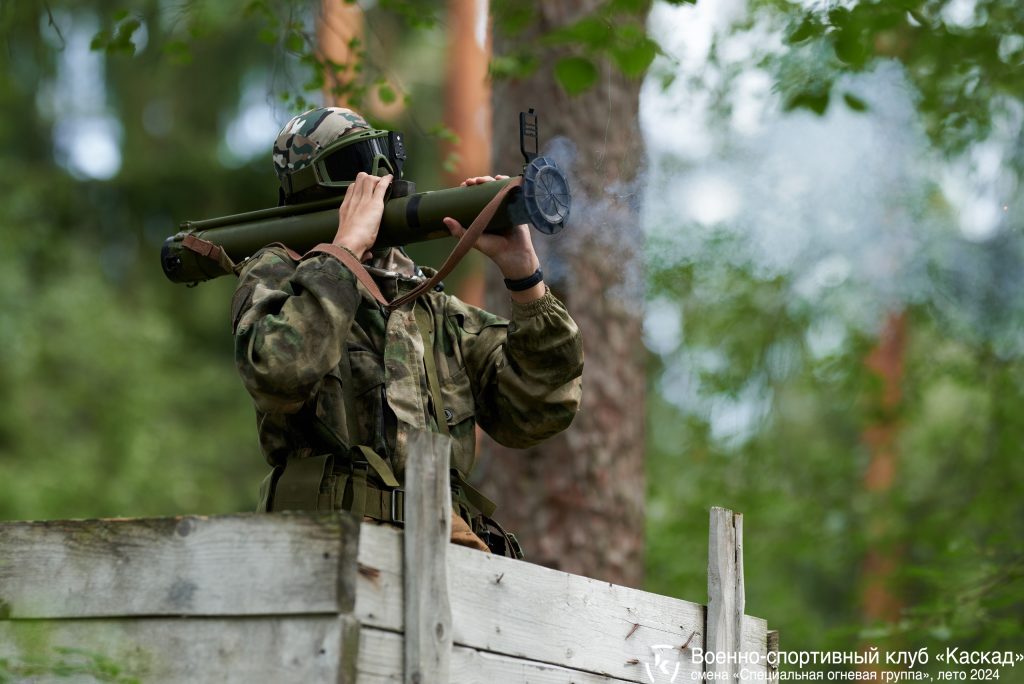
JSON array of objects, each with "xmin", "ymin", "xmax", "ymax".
[
  {"xmin": 403, "ymin": 429, "xmax": 453, "ymax": 683},
  {"xmin": 767, "ymin": 630, "xmax": 780, "ymax": 682},
  {"xmin": 707, "ymin": 507, "xmax": 745, "ymax": 681}
]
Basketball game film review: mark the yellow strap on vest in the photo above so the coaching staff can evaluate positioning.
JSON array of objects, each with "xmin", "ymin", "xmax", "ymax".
[
  {"xmin": 414, "ymin": 302, "xmax": 450, "ymax": 437},
  {"xmin": 353, "ymin": 444, "xmax": 400, "ymax": 488},
  {"xmin": 413, "ymin": 302, "xmax": 499, "ymax": 519}
]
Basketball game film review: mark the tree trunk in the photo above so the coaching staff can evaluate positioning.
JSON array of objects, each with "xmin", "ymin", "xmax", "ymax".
[
  {"xmin": 476, "ymin": 1, "xmax": 648, "ymax": 587},
  {"xmin": 860, "ymin": 310, "xmax": 907, "ymax": 667},
  {"xmin": 444, "ymin": 0, "xmax": 493, "ymax": 308},
  {"xmin": 317, "ymin": 0, "xmax": 362, "ymax": 107}
]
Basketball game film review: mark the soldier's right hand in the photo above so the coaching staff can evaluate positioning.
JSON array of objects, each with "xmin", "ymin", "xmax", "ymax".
[{"xmin": 333, "ymin": 172, "xmax": 393, "ymax": 261}]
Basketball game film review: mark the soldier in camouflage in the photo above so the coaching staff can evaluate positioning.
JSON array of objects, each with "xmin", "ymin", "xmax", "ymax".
[{"xmin": 232, "ymin": 107, "xmax": 583, "ymax": 553}]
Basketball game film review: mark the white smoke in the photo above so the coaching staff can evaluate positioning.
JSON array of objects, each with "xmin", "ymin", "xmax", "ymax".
[
  {"xmin": 538, "ymin": 134, "xmax": 648, "ymax": 307},
  {"xmin": 645, "ymin": 58, "xmax": 945, "ymax": 330},
  {"xmin": 643, "ymin": 0, "xmax": 1020, "ymax": 327},
  {"xmin": 639, "ymin": 0, "xmax": 1024, "ymax": 441}
]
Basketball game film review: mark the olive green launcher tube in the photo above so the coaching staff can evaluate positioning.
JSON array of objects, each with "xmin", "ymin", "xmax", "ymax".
[{"xmin": 162, "ymin": 177, "xmax": 523, "ymax": 284}]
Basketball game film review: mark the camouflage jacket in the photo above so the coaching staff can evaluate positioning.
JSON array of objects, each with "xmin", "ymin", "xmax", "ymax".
[{"xmin": 231, "ymin": 245, "xmax": 583, "ymax": 506}]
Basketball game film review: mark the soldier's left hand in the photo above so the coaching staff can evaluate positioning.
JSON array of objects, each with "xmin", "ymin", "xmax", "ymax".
[{"xmin": 442, "ymin": 175, "xmax": 540, "ymax": 282}]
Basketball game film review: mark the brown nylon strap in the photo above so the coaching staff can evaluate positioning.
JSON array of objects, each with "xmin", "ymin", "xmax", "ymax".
[
  {"xmin": 304, "ymin": 176, "xmax": 523, "ymax": 312},
  {"xmin": 182, "ymin": 234, "xmax": 236, "ymax": 275},
  {"xmin": 266, "ymin": 241, "xmax": 302, "ymax": 261},
  {"xmin": 387, "ymin": 177, "xmax": 522, "ymax": 311},
  {"xmin": 305, "ymin": 243, "xmax": 390, "ymax": 307}
]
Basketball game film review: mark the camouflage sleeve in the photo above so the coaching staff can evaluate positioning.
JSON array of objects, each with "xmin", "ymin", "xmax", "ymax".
[
  {"xmin": 232, "ymin": 246, "xmax": 360, "ymax": 414},
  {"xmin": 453, "ymin": 288, "xmax": 584, "ymax": 448}
]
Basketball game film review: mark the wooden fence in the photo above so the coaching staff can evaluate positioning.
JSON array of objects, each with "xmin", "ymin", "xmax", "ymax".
[
  {"xmin": 0, "ymin": 438, "xmax": 776, "ymax": 682},
  {"xmin": 0, "ymin": 507, "xmax": 775, "ymax": 683}
]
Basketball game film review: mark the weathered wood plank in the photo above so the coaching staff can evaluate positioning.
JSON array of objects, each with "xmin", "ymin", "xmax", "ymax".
[
  {"xmin": 0, "ymin": 512, "xmax": 359, "ymax": 619},
  {"xmin": 742, "ymin": 616, "xmax": 768, "ymax": 653},
  {"xmin": 0, "ymin": 615, "xmax": 360, "ymax": 683},
  {"xmin": 403, "ymin": 430, "xmax": 453, "ymax": 684},
  {"xmin": 768, "ymin": 630, "xmax": 780, "ymax": 681},
  {"xmin": 358, "ymin": 626, "xmax": 642, "ymax": 684},
  {"xmin": 354, "ymin": 522, "xmax": 761, "ymax": 683},
  {"xmin": 0, "ymin": 510, "xmax": 774, "ymax": 682},
  {"xmin": 707, "ymin": 507, "xmax": 744, "ymax": 680}
]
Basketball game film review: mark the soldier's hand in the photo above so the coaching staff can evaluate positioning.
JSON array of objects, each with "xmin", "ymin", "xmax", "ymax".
[
  {"xmin": 443, "ymin": 175, "xmax": 544, "ymax": 303},
  {"xmin": 333, "ymin": 172, "xmax": 393, "ymax": 261}
]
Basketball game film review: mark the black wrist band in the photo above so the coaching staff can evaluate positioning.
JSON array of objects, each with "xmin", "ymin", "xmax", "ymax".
[{"xmin": 503, "ymin": 268, "xmax": 543, "ymax": 292}]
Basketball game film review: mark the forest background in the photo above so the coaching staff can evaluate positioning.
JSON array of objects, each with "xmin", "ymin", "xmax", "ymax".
[{"xmin": 1, "ymin": 0, "xmax": 1021, "ymax": 679}]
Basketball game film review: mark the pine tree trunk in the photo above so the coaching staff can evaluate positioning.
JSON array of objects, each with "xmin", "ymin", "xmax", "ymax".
[
  {"xmin": 317, "ymin": 0, "xmax": 362, "ymax": 107},
  {"xmin": 444, "ymin": 0, "xmax": 492, "ymax": 308},
  {"xmin": 476, "ymin": 1, "xmax": 648, "ymax": 587},
  {"xmin": 860, "ymin": 311, "xmax": 907, "ymax": 668}
]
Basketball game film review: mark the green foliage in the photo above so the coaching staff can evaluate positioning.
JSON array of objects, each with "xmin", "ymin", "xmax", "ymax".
[
  {"xmin": 492, "ymin": 0, "xmax": 662, "ymax": 96},
  {"xmin": 0, "ymin": 0, "xmax": 462, "ymax": 524},
  {"xmin": 644, "ymin": 3, "xmax": 1024, "ymax": 659},
  {"xmin": 645, "ymin": 0, "xmax": 1024, "ymax": 657},
  {"xmin": 0, "ymin": 1, "xmax": 279, "ymax": 520},
  {"xmin": 843, "ymin": 92, "xmax": 868, "ymax": 112},
  {"xmin": 646, "ymin": 230, "xmax": 1024, "ymax": 660},
  {"xmin": 746, "ymin": 0, "xmax": 1024, "ymax": 152},
  {"xmin": 376, "ymin": 81, "xmax": 397, "ymax": 105},
  {"xmin": 0, "ymin": 646, "xmax": 139, "ymax": 683},
  {"xmin": 490, "ymin": 2, "xmax": 537, "ymax": 37},
  {"xmin": 378, "ymin": 0, "xmax": 440, "ymax": 28},
  {"xmin": 488, "ymin": 52, "xmax": 539, "ymax": 80},
  {"xmin": 90, "ymin": 13, "xmax": 142, "ymax": 56},
  {"xmin": 161, "ymin": 40, "xmax": 192, "ymax": 65},
  {"xmin": 554, "ymin": 56, "xmax": 598, "ymax": 95},
  {"xmin": 609, "ymin": 25, "xmax": 660, "ymax": 77}
]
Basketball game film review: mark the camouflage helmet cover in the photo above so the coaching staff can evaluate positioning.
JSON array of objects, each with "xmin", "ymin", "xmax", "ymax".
[{"xmin": 272, "ymin": 106, "xmax": 370, "ymax": 181}]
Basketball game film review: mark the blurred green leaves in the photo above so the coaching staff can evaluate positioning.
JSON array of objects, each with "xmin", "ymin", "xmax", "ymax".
[
  {"xmin": 492, "ymin": 0, "xmax": 661, "ymax": 95},
  {"xmin": 0, "ymin": 0, "xmax": 470, "ymax": 521},
  {"xmin": 554, "ymin": 56, "xmax": 598, "ymax": 95},
  {"xmin": 646, "ymin": 229, "xmax": 1024, "ymax": 658},
  {"xmin": 0, "ymin": 1, "xmax": 278, "ymax": 520},
  {"xmin": 752, "ymin": 0, "xmax": 1024, "ymax": 151},
  {"xmin": 644, "ymin": 0, "xmax": 1024, "ymax": 662},
  {"xmin": 90, "ymin": 12, "xmax": 142, "ymax": 56}
]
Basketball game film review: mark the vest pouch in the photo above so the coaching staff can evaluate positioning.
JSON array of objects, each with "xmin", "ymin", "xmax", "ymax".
[{"xmin": 272, "ymin": 453, "xmax": 334, "ymax": 511}]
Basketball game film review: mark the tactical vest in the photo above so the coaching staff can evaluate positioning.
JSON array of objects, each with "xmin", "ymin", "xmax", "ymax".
[{"xmin": 256, "ymin": 299, "xmax": 522, "ymax": 559}]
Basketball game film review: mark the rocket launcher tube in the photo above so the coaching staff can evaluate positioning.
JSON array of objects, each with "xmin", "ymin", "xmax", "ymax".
[{"xmin": 161, "ymin": 156, "xmax": 570, "ymax": 284}]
